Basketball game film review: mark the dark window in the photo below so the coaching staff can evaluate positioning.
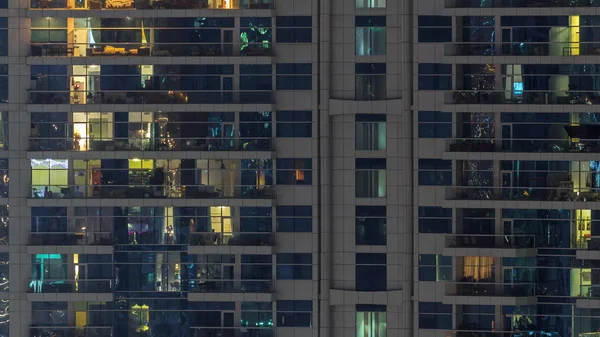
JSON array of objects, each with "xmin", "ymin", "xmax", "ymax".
[
  {"xmin": 276, "ymin": 63, "xmax": 312, "ymax": 90},
  {"xmin": 277, "ymin": 300, "xmax": 312, "ymax": 327},
  {"xmin": 356, "ymin": 253, "xmax": 386, "ymax": 291},
  {"xmin": 418, "ymin": 111, "xmax": 452, "ymax": 138},
  {"xmin": 277, "ymin": 206, "xmax": 312, "ymax": 232},
  {"xmin": 239, "ymin": 65, "xmax": 273, "ymax": 91},
  {"xmin": 356, "ymin": 114, "xmax": 386, "ymax": 150},
  {"xmin": 418, "ymin": 207, "xmax": 452, "ymax": 233},
  {"xmin": 418, "ymin": 302, "xmax": 453, "ymax": 329},
  {"xmin": 276, "ymin": 158, "xmax": 312, "ymax": 185},
  {"xmin": 418, "ymin": 63, "xmax": 452, "ymax": 90},
  {"xmin": 356, "ymin": 206, "xmax": 386, "ymax": 245},
  {"xmin": 418, "ymin": 16, "xmax": 452, "ymax": 42},
  {"xmin": 276, "ymin": 253, "xmax": 312, "ymax": 280},
  {"xmin": 418, "ymin": 254, "xmax": 452, "ymax": 281},
  {"xmin": 418, "ymin": 159, "xmax": 452, "ymax": 186},
  {"xmin": 276, "ymin": 110, "xmax": 312, "ymax": 137},
  {"xmin": 356, "ymin": 158, "xmax": 386, "ymax": 197},
  {"xmin": 276, "ymin": 16, "xmax": 312, "ymax": 43},
  {"xmin": 0, "ymin": 19, "xmax": 6, "ymax": 56}
]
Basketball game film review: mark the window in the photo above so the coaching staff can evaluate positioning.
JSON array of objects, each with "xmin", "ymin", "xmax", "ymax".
[
  {"xmin": 356, "ymin": 158, "xmax": 386, "ymax": 198},
  {"xmin": 356, "ymin": 114, "xmax": 386, "ymax": 150},
  {"xmin": 31, "ymin": 112, "xmax": 68, "ymax": 151},
  {"xmin": 239, "ymin": 65, "xmax": 273, "ymax": 91},
  {"xmin": 356, "ymin": 16, "xmax": 386, "ymax": 55},
  {"xmin": 277, "ymin": 206, "xmax": 312, "ymax": 232},
  {"xmin": 418, "ymin": 63, "xmax": 452, "ymax": 91},
  {"xmin": 356, "ymin": 63, "xmax": 386, "ymax": 101},
  {"xmin": 356, "ymin": 206, "xmax": 386, "ymax": 245},
  {"xmin": 276, "ymin": 16, "xmax": 312, "ymax": 43},
  {"xmin": 239, "ymin": 112, "xmax": 272, "ymax": 150},
  {"xmin": 241, "ymin": 302, "xmax": 273, "ymax": 327},
  {"xmin": 356, "ymin": 253, "xmax": 386, "ymax": 291},
  {"xmin": 356, "ymin": 0, "xmax": 385, "ymax": 8},
  {"xmin": 418, "ymin": 111, "xmax": 452, "ymax": 138},
  {"xmin": 0, "ymin": 65, "xmax": 6, "ymax": 103},
  {"xmin": 418, "ymin": 302, "xmax": 452, "ymax": 330},
  {"xmin": 276, "ymin": 63, "xmax": 312, "ymax": 90},
  {"xmin": 276, "ymin": 110, "xmax": 312, "ymax": 137},
  {"xmin": 418, "ymin": 16, "xmax": 452, "ymax": 42},
  {"xmin": 418, "ymin": 159, "xmax": 452, "ymax": 186},
  {"xmin": 419, "ymin": 255, "xmax": 452, "ymax": 281},
  {"xmin": 31, "ymin": 207, "xmax": 68, "ymax": 232},
  {"xmin": 418, "ymin": 207, "xmax": 452, "ymax": 233},
  {"xmin": 241, "ymin": 255, "xmax": 273, "ymax": 292},
  {"xmin": 276, "ymin": 253, "xmax": 312, "ymax": 280},
  {"xmin": 240, "ymin": 207, "xmax": 272, "ymax": 232},
  {"xmin": 277, "ymin": 300, "xmax": 312, "ymax": 327},
  {"xmin": 276, "ymin": 158, "xmax": 312, "ymax": 185},
  {"xmin": 356, "ymin": 305, "xmax": 386, "ymax": 337}
]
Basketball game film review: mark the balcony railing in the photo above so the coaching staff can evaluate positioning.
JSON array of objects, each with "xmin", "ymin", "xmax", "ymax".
[
  {"xmin": 446, "ymin": 186, "xmax": 600, "ymax": 202},
  {"xmin": 30, "ymin": 326, "xmax": 113, "ymax": 337},
  {"xmin": 29, "ymin": 0, "xmax": 274, "ymax": 9},
  {"xmin": 30, "ymin": 185, "xmax": 274, "ymax": 199},
  {"xmin": 445, "ymin": 234, "xmax": 535, "ymax": 249},
  {"xmin": 448, "ymin": 331, "xmax": 560, "ymax": 337},
  {"xmin": 29, "ymin": 137, "xmax": 273, "ymax": 152},
  {"xmin": 445, "ymin": 282, "xmax": 536, "ymax": 297},
  {"xmin": 189, "ymin": 232, "xmax": 274, "ymax": 246},
  {"xmin": 448, "ymin": 91, "xmax": 600, "ymax": 105},
  {"xmin": 445, "ymin": 0, "xmax": 598, "ymax": 7},
  {"xmin": 29, "ymin": 232, "xmax": 113, "ymax": 245},
  {"xmin": 30, "ymin": 42, "xmax": 273, "ymax": 57},
  {"xmin": 28, "ymin": 279, "xmax": 113, "ymax": 293},
  {"xmin": 447, "ymin": 139, "xmax": 600, "ymax": 154},
  {"xmin": 189, "ymin": 279, "xmax": 273, "ymax": 293},
  {"xmin": 579, "ymin": 284, "xmax": 600, "ymax": 298},
  {"xmin": 190, "ymin": 327, "xmax": 273, "ymax": 337},
  {"xmin": 445, "ymin": 43, "xmax": 600, "ymax": 57},
  {"xmin": 29, "ymin": 90, "xmax": 273, "ymax": 105}
]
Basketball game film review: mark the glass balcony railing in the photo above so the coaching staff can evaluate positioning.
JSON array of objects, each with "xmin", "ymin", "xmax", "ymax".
[
  {"xmin": 447, "ymin": 139, "xmax": 600, "ymax": 153},
  {"xmin": 30, "ymin": 185, "xmax": 274, "ymax": 199},
  {"xmin": 29, "ymin": 43, "xmax": 273, "ymax": 57},
  {"xmin": 447, "ymin": 91, "xmax": 600, "ymax": 105},
  {"xmin": 29, "ymin": 137, "xmax": 273, "ymax": 152},
  {"xmin": 28, "ymin": 279, "xmax": 113, "ymax": 293},
  {"xmin": 446, "ymin": 0, "xmax": 598, "ymax": 7},
  {"xmin": 189, "ymin": 232, "xmax": 274, "ymax": 246},
  {"xmin": 29, "ymin": 90, "xmax": 273, "ymax": 105},
  {"xmin": 446, "ymin": 43, "xmax": 600, "ymax": 57},
  {"xmin": 445, "ymin": 282, "xmax": 536, "ymax": 297},
  {"xmin": 30, "ymin": 327, "xmax": 113, "ymax": 337},
  {"xmin": 446, "ymin": 186, "xmax": 600, "ymax": 202},
  {"xmin": 190, "ymin": 327, "xmax": 273, "ymax": 337},
  {"xmin": 445, "ymin": 234, "xmax": 535, "ymax": 249},
  {"xmin": 189, "ymin": 279, "xmax": 273, "ymax": 293},
  {"xmin": 29, "ymin": 232, "xmax": 113, "ymax": 245},
  {"xmin": 29, "ymin": 0, "xmax": 274, "ymax": 9},
  {"xmin": 448, "ymin": 331, "xmax": 560, "ymax": 337},
  {"xmin": 580, "ymin": 284, "xmax": 600, "ymax": 298}
]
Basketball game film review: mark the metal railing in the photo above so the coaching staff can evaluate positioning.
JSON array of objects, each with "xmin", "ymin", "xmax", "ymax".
[
  {"xmin": 29, "ymin": 137, "xmax": 273, "ymax": 152},
  {"xmin": 445, "ymin": 42, "xmax": 600, "ymax": 57},
  {"xmin": 30, "ymin": 185, "xmax": 275, "ymax": 199},
  {"xmin": 189, "ymin": 232, "xmax": 274, "ymax": 246},
  {"xmin": 447, "ymin": 331, "xmax": 560, "ymax": 337},
  {"xmin": 30, "ymin": 42, "xmax": 273, "ymax": 57},
  {"xmin": 447, "ymin": 90, "xmax": 600, "ymax": 105},
  {"xmin": 28, "ymin": 279, "xmax": 113, "ymax": 293},
  {"xmin": 447, "ymin": 138, "xmax": 600, "ymax": 154},
  {"xmin": 446, "ymin": 186, "xmax": 600, "ymax": 202},
  {"xmin": 29, "ymin": 326, "xmax": 113, "ymax": 337},
  {"xmin": 189, "ymin": 279, "xmax": 273, "ymax": 293},
  {"xmin": 190, "ymin": 327, "xmax": 273, "ymax": 337},
  {"xmin": 29, "ymin": 90, "xmax": 273, "ymax": 105},
  {"xmin": 445, "ymin": 0, "xmax": 598, "ymax": 7},
  {"xmin": 445, "ymin": 234, "xmax": 535, "ymax": 249},
  {"xmin": 445, "ymin": 282, "xmax": 537, "ymax": 296},
  {"xmin": 29, "ymin": 0, "xmax": 274, "ymax": 9},
  {"xmin": 29, "ymin": 232, "xmax": 113, "ymax": 245}
]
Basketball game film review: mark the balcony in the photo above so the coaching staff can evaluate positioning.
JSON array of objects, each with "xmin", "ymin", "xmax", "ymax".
[
  {"xmin": 29, "ymin": 90, "xmax": 273, "ymax": 105},
  {"xmin": 189, "ymin": 232, "xmax": 274, "ymax": 254},
  {"xmin": 446, "ymin": 186, "xmax": 600, "ymax": 202},
  {"xmin": 30, "ymin": 43, "xmax": 273, "ymax": 57},
  {"xmin": 188, "ymin": 279, "xmax": 274, "ymax": 301},
  {"xmin": 30, "ymin": 327, "xmax": 113, "ymax": 337},
  {"xmin": 190, "ymin": 328, "xmax": 273, "ymax": 337},
  {"xmin": 446, "ymin": 282, "xmax": 536, "ymax": 297},
  {"xmin": 446, "ymin": 0, "xmax": 598, "ymax": 7},
  {"xmin": 447, "ymin": 91, "xmax": 600, "ymax": 105},
  {"xmin": 30, "ymin": 185, "xmax": 274, "ymax": 199},
  {"xmin": 28, "ymin": 279, "xmax": 113, "ymax": 293},
  {"xmin": 445, "ymin": 43, "xmax": 600, "ymax": 57},
  {"xmin": 29, "ymin": 232, "xmax": 113, "ymax": 245},
  {"xmin": 29, "ymin": 137, "xmax": 273, "ymax": 152},
  {"xmin": 29, "ymin": 0, "xmax": 274, "ymax": 9},
  {"xmin": 447, "ymin": 139, "xmax": 600, "ymax": 154},
  {"xmin": 447, "ymin": 331, "xmax": 560, "ymax": 337}
]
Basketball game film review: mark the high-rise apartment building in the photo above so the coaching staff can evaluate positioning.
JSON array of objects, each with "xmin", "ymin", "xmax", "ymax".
[{"xmin": 1, "ymin": 0, "xmax": 412, "ymax": 336}]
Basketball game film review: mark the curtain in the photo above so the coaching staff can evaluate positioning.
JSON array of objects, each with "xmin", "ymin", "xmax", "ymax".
[{"xmin": 463, "ymin": 256, "xmax": 494, "ymax": 280}]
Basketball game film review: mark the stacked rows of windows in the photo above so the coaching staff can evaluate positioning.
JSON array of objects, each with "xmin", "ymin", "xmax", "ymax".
[{"xmin": 29, "ymin": 0, "xmax": 273, "ymax": 10}]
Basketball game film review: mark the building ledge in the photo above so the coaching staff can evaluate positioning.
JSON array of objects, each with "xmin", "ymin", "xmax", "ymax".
[
  {"xmin": 328, "ymin": 99, "xmax": 402, "ymax": 116},
  {"xmin": 329, "ymin": 289, "xmax": 403, "ymax": 306},
  {"xmin": 27, "ymin": 292, "xmax": 113, "ymax": 302},
  {"xmin": 188, "ymin": 292, "xmax": 275, "ymax": 302}
]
